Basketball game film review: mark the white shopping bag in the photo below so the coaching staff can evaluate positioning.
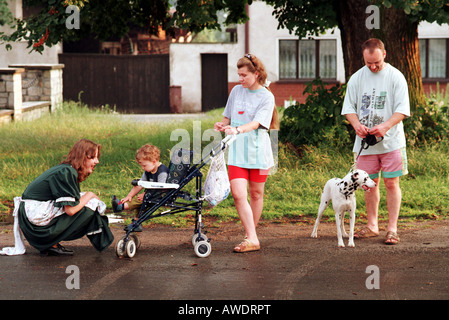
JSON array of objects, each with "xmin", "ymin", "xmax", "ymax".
[{"xmin": 203, "ymin": 150, "xmax": 230, "ymax": 207}]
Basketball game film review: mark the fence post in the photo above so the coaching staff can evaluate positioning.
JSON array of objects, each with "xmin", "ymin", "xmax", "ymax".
[{"xmin": 0, "ymin": 68, "xmax": 25, "ymax": 121}]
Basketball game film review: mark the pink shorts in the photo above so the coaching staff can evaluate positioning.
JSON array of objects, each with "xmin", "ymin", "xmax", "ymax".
[
  {"xmin": 228, "ymin": 165, "xmax": 270, "ymax": 183},
  {"xmin": 356, "ymin": 148, "xmax": 408, "ymax": 179}
]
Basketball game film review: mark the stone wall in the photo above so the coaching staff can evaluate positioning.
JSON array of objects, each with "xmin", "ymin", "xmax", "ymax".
[
  {"xmin": 0, "ymin": 64, "xmax": 63, "ymax": 123},
  {"xmin": 9, "ymin": 64, "xmax": 64, "ymax": 111}
]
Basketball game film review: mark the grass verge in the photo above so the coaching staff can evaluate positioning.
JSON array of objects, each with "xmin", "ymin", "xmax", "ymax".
[{"xmin": 1, "ymin": 101, "xmax": 448, "ymax": 229}]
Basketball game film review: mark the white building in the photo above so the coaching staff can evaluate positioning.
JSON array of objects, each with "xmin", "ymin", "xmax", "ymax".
[
  {"xmin": 171, "ymin": 1, "xmax": 449, "ymax": 112},
  {"xmin": 0, "ymin": 0, "xmax": 62, "ymax": 67}
]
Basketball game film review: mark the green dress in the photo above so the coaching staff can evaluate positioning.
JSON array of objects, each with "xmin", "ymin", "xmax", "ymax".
[{"xmin": 18, "ymin": 164, "xmax": 114, "ymax": 253}]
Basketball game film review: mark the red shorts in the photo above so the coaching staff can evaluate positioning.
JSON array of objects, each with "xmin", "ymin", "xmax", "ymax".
[{"xmin": 228, "ymin": 165, "xmax": 270, "ymax": 183}]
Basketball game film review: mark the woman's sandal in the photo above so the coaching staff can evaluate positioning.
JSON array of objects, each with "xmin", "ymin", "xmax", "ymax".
[
  {"xmin": 385, "ymin": 231, "xmax": 400, "ymax": 245},
  {"xmin": 354, "ymin": 226, "xmax": 379, "ymax": 239},
  {"xmin": 233, "ymin": 239, "xmax": 260, "ymax": 253}
]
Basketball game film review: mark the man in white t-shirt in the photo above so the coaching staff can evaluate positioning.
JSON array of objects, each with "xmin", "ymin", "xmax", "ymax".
[{"xmin": 341, "ymin": 38, "xmax": 410, "ymax": 245}]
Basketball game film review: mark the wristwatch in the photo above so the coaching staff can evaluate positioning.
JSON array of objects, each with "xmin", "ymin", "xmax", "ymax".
[{"xmin": 235, "ymin": 127, "xmax": 241, "ymax": 135}]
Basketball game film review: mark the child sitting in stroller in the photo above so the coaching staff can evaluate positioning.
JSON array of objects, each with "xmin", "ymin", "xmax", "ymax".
[{"xmin": 112, "ymin": 144, "xmax": 168, "ymax": 231}]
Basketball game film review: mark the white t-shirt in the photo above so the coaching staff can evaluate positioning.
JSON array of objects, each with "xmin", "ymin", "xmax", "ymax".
[
  {"xmin": 223, "ymin": 85, "xmax": 275, "ymax": 169},
  {"xmin": 341, "ymin": 64, "xmax": 410, "ymax": 155}
]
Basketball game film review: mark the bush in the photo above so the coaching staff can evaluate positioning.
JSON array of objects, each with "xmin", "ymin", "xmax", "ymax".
[
  {"xmin": 280, "ymin": 80, "xmax": 449, "ymax": 151},
  {"xmin": 405, "ymin": 94, "xmax": 449, "ymax": 147},
  {"xmin": 279, "ymin": 78, "xmax": 353, "ymax": 150}
]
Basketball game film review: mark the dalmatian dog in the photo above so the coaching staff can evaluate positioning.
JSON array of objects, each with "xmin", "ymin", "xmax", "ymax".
[{"xmin": 311, "ymin": 169, "xmax": 377, "ymax": 247}]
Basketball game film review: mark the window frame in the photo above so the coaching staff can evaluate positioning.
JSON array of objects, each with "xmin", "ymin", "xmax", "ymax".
[
  {"xmin": 278, "ymin": 38, "xmax": 338, "ymax": 81},
  {"xmin": 419, "ymin": 38, "xmax": 449, "ymax": 82}
]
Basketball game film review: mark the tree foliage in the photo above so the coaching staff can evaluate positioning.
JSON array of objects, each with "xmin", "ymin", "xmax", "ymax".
[
  {"xmin": 265, "ymin": 0, "xmax": 449, "ymax": 39},
  {"xmin": 0, "ymin": 0, "xmax": 252, "ymax": 53},
  {"xmin": 265, "ymin": 0, "xmax": 339, "ymax": 38},
  {"xmin": 170, "ymin": 0, "xmax": 251, "ymax": 33},
  {"xmin": 379, "ymin": 0, "xmax": 449, "ymax": 24}
]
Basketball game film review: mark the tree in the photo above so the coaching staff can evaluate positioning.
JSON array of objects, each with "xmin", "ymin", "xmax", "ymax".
[
  {"xmin": 0, "ymin": 0, "xmax": 251, "ymax": 53},
  {"xmin": 265, "ymin": 0, "xmax": 449, "ymax": 112},
  {"xmin": 2, "ymin": 0, "xmax": 448, "ymax": 112}
]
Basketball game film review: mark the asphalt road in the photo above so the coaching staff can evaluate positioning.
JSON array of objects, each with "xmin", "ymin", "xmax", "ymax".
[{"xmin": 1, "ymin": 219, "xmax": 449, "ymax": 314}]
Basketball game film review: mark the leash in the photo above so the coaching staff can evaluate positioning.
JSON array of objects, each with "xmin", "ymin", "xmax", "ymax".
[{"xmin": 352, "ymin": 134, "xmax": 384, "ymax": 170}]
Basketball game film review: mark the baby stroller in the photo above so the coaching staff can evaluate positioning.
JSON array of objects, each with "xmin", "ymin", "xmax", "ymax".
[{"xmin": 115, "ymin": 135, "xmax": 235, "ymax": 259}]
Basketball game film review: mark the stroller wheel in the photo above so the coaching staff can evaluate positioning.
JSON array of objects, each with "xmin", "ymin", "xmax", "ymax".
[
  {"xmin": 194, "ymin": 240, "xmax": 211, "ymax": 258},
  {"xmin": 125, "ymin": 238, "xmax": 137, "ymax": 258},
  {"xmin": 131, "ymin": 234, "xmax": 141, "ymax": 249},
  {"xmin": 115, "ymin": 237, "xmax": 126, "ymax": 258},
  {"xmin": 191, "ymin": 233, "xmax": 208, "ymax": 246}
]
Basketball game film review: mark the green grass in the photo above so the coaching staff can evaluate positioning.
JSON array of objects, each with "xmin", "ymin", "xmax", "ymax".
[{"xmin": 1, "ymin": 100, "xmax": 449, "ymax": 227}]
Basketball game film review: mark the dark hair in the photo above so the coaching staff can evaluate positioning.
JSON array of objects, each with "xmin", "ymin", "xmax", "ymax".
[
  {"xmin": 237, "ymin": 54, "xmax": 279, "ymax": 130},
  {"xmin": 61, "ymin": 139, "xmax": 101, "ymax": 182}
]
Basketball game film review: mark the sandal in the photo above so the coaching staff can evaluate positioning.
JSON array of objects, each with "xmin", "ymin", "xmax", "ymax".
[
  {"xmin": 233, "ymin": 239, "xmax": 260, "ymax": 253},
  {"xmin": 354, "ymin": 226, "xmax": 379, "ymax": 239},
  {"xmin": 385, "ymin": 231, "xmax": 400, "ymax": 245}
]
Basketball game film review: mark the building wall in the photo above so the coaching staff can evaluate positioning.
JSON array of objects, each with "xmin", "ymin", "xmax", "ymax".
[
  {"xmin": 0, "ymin": 42, "xmax": 62, "ymax": 68},
  {"xmin": 170, "ymin": 24, "xmax": 246, "ymax": 113},
  {"xmin": 170, "ymin": 1, "xmax": 345, "ymax": 111},
  {"xmin": 246, "ymin": 2, "xmax": 346, "ymax": 84},
  {"xmin": 172, "ymin": 2, "xmax": 449, "ymax": 111},
  {"xmin": 0, "ymin": 0, "xmax": 62, "ymax": 68},
  {"xmin": 418, "ymin": 21, "xmax": 449, "ymax": 96}
]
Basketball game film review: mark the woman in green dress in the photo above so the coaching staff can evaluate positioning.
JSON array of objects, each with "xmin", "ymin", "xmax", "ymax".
[{"xmin": 18, "ymin": 139, "xmax": 114, "ymax": 256}]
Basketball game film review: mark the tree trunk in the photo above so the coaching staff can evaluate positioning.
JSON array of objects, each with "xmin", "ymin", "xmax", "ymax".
[
  {"xmin": 336, "ymin": 0, "xmax": 371, "ymax": 80},
  {"xmin": 336, "ymin": 1, "xmax": 425, "ymax": 113},
  {"xmin": 372, "ymin": 6, "xmax": 425, "ymax": 113}
]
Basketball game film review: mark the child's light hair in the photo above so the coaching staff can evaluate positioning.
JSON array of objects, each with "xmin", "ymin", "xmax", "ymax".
[{"xmin": 136, "ymin": 144, "xmax": 160, "ymax": 162}]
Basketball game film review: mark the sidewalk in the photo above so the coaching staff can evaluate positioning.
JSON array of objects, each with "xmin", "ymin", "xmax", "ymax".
[{"xmin": 118, "ymin": 113, "xmax": 209, "ymax": 123}]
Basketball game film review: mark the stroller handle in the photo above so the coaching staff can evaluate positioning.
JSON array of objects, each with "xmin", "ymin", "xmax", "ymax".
[
  {"xmin": 131, "ymin": 179, "xmax": 179, "ymax": 189},
  {"xmin": 221, "ymin": 134, "xmax": 236, "ymax": 147}
]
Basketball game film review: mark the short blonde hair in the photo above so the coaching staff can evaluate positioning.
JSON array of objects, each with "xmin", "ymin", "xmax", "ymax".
[{"xmin": 136, "ymin": 144, "xmax": 160, "ymax": 162}]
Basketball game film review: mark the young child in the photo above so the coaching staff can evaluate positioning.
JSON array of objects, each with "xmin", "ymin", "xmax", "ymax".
[{"xmin": 112, "ymin": 144, "xmax": 169, "ymax": 225}]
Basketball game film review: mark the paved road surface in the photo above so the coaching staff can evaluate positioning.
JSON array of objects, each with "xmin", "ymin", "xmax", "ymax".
[{"xmin": 1, "ymin": 219, "xmax": 448, "ymax": 315}]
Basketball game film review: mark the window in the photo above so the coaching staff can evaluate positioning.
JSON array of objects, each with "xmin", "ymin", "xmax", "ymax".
[
  {"xmin": 419, "ymin": 38, "xmax": 449, "ymax": 79},
  {"xmin": 279, "ymin": 39, "xmax": 337, "ymax": 80}
]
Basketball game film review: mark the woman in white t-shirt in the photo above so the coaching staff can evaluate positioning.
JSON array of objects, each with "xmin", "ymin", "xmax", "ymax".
[{"xmin": 214, "ymin": 54, "xmax": 279, "ymax": 253}]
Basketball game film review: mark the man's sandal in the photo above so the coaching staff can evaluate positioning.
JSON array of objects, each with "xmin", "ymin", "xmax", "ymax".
[
  {"xmin": 354, "ymin": 226, "xmax": 379, "ymax": 239},
  {"xmin": 385, "ymin": 231, "xmax": 400, "ymax": 245},
  {"xmin": 233, "ymin": 239, "xmax": 260, "ymax": 253}
]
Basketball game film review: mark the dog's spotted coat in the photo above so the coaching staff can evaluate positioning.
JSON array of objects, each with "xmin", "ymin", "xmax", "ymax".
[{"xmin": 311, "ymin": 169, "xmax": 377, "ymax": 247}]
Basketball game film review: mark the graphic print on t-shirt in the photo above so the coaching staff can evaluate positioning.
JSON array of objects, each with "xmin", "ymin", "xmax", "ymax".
[{"xmin": 360, "ymin": 89, "xmax": 387, "ymax": 128}]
